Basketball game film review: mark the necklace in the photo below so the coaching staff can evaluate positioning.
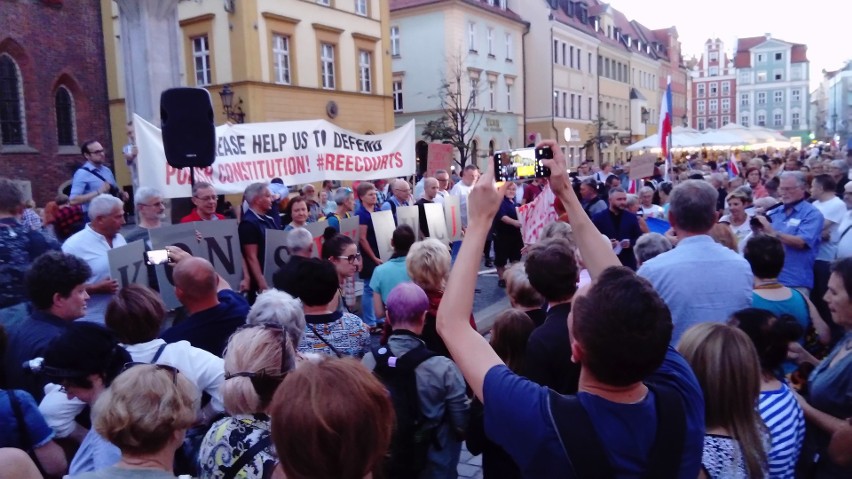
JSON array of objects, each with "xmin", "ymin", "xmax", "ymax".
[{"xmin": 754, "ymin": 280, "xmax": 783, "ymax": 290}]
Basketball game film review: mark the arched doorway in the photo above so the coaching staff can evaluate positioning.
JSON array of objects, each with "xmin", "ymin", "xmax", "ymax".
[
  {"xmin": 415, "ymin": 140, "xmax": 428, "ymax": 175},
  {"xmin": 488, "ymin": 139, "xmax": 496, "ymax": 158}
]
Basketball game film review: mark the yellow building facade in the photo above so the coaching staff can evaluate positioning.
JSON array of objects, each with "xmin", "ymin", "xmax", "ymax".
[{"xmin": 102, "ymin": 0, "xmax": 394, "ymax": 187}]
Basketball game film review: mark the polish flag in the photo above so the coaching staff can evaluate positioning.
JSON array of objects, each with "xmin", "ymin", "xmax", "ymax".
[
  {"xmin": 727, "ymin": 153, "xmax": 740, "ymax": 179},
  {"xmin": 659, "ymin": 76, "xmax": 673, "ymax": 182}
]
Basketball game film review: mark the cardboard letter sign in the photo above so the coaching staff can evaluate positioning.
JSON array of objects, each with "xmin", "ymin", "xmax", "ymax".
[
  {"xmin": 149, "ymin": 220, "xmax": 243, "ymax": 309},
  {"xmin": 371, "ymin": 209, "xmax": 397, "ymax": 261},
  {"xmin": 424, "ymin": 203, "xmax": 449, "ymax": 243},
  {"xmin": 396, "ymin": 206, "xmax": 420, "ymax": 239},
  {"xmin": 108, "ymin": 240, "xmax": 148, "ymax": 288},
  {"xmin": 443, "ymin": 195, "xmax": 463, "ymax": 242},
  {"xmin": 263, "ymin": 229, "xmax": 290, "ymax": 287}
]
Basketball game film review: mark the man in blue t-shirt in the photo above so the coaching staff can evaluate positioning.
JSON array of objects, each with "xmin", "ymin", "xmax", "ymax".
[
  {"xmin": 161, "ymin": 252, "xmax": 249, "ymax": 357},
  {"xmin": 435, "ymin": 142, "xmax": 705, "ymax": 478}
]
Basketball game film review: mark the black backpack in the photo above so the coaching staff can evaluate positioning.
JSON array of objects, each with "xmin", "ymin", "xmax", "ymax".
[{"xmin": 372, "ymin": 342, "xmax": 440, "ymax": 478}]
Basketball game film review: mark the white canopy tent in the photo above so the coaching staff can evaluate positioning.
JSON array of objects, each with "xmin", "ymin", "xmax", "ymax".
[{"xmin": 627, "ymin": 123, "xmax": 791, "ymax": 151}]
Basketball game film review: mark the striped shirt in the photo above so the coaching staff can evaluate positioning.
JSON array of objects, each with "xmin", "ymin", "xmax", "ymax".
[{"xmin": 758, "ymin": 382, "xmax": 805, "ymax": 478}]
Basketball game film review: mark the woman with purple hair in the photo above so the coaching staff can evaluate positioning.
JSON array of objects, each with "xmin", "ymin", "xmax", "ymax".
[{"xmin": 362, "ymin": 282, "xmax": 470, "ymax": 478}]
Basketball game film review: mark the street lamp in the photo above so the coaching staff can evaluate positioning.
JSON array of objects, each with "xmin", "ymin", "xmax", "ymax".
[{"xmin": 219, "ymin": 84, "xmax": 246, "ymax": 124}]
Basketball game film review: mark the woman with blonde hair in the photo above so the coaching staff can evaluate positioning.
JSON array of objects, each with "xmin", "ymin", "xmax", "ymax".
[
  {"xmin": 503, "ymin": 263, "xmax": 546, "ymax": 327},
  {"xmin": 269, "ymin": 358, "xmax": 393, "ymax": 479},
  {"xmin": 68, "ymin": 364, "xmax": 198, "ymax": 478},
  {"xmin": 677, "ymin": 323, "xmax": 767, "ymax": 479},
  {"xmin": 406, "ymin": 238, "xmax": 475, "ymax": 356},
  {"xmin": 198, "ymin": 325, "xmax": 297, "ymax": 478}
]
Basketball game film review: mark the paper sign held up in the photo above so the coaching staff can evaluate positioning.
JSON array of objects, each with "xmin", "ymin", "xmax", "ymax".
[
  {"xmin": 426, "ymin": 143, "xmax": 454, "ymax": 178},
  {"xmin": 629, "ymin": 153, "xmax": 657, "ymax": 180},
  {"xmin": 371, "ymin": 209, "xmax": 397, "ymax": 262}
]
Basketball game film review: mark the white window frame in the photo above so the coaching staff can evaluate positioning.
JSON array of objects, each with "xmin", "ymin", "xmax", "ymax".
[
  {"xmin": 489, "ymin": 80, "xmax": 495, "ymax": 111},
  {"xmin": 757, "ymin": 113, "xmax": 766, "ymax": 126},
  {"xmin": 774, "ymin": 90, "xmax": 783, "ymax": 103},
  {"xmin": 390, "ymin": 26, "xmax": 400, "ymax": 57},
  {"xmin": 470, "ymin": 78, "xmax": 478, "ymax": 108},
  {"xmin": 487, "ymin": 28, "xmax": 494, "ymax": 57},
  {"xmin": 505, "ymin": 33, "xmax": 513, "ymax": 61},
  {"xmin": 320, "ymin": 42, "xmax": 335, "ymax": 90},
  {"xmin": 757, "ymin": 92, "xmax": 767, "ymax": 105},
  {"xmin": 721, "ymin": 81, "xmax": 730, "ymax": 95},
  {"xmin": 697, "ymin": 100, "xmax": 706, "ymax": 114},
  {"xmin": 773, "ymin": 112, "xmax": 783, "ymax": 127},
  {"xmin": 709, "ymin": 82, "xmax": 718, "ymax": 96},
  {"xmin": 792, "ymin": 89, "xmax": 801, "ymax": 102},
  {"xmin": 741, "ymin": 93, "xmax": 749, "ymax": 107},
  {"xmin": 355, "ymin": 0, "xmax": 367, "ymax": 16},
  {"xmin": 697, "ymin": 83, "xmax": 705, "ymax": 97},
  {"xmin": 709, "ymin": 99, "xmax": 718, "ymax": 114},
  {"xmin": 358, "ymin": 50, "xmax": 372, "ymax": 93},
  {"xmin": 741, "ymin": 116, "xmax": 749, "ymax": 127},
  {"xmin": 721, "ymin": 98, "xmax": 730, "ymax": 113},
  {"xmin": 272, "ymin": 34, "xmax": 291, "ymax": 85},
  {"xmin": 506, "ymin": 82, "xmax": 512, "ymax": 112},
  {"xmin": 392, "ymin": 80, "xmax": 403, "ymax": 112},
  {"xmin": 192, "ymin": 35, "xmax": 211, "ymax": 86},
  {"xmin": 792, "ymin": 112, "xmax": 800, "ymax": 128},
  {"xmin": 468, "ymin": 22, "xmax": 476, "ymax": 52},
  {"xmin": 756, "ymin": 71, "xmax": 767, "ymax": 82}
]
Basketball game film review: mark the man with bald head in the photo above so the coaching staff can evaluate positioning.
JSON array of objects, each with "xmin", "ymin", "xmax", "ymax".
[
  {"xmin": 159, "ymin": 247, "xmax": 249, "ymax": 356},
  {"xmin": 415, "ymin": 177, "xmax": 440, "ymax": 237}
]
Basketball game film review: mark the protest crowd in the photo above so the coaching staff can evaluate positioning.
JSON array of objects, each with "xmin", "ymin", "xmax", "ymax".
[{"xmin": 3, "ymin": 135, "xmax": 852, "ymax": 479}]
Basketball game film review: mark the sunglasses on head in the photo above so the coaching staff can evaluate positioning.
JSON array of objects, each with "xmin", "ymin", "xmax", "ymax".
[{"xmin": 226, "ymin": 323, "xmax": 293, "ymax": 402}]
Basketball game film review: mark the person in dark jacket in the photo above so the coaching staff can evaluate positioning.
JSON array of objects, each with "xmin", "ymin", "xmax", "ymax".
[{"xmin": 592, "ymin": 187, "xmax": 643, "ymax": 270}]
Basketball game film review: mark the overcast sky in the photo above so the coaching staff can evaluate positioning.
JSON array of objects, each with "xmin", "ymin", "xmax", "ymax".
[{"xmin": 609, "ymin": 0, "xmax": 851, "ymax": 91}]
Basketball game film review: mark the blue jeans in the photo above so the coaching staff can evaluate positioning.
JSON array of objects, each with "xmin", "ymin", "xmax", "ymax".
[{"xmin": 361, "ymin": 280, "xmax": 378, "ymax": 327}]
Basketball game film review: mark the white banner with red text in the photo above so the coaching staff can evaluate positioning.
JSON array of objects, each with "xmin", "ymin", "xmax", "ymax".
[{"xmin": 134, "ymin": 114, "xmax": 416, "ymax": 198}]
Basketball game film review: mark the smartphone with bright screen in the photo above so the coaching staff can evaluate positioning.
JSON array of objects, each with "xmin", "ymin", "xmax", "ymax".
[
  {"xmin": 494, "ymin": 147, "xmax": 552, "ymax": 182},
  {"xmin": 494, "ymin": 147, "xmax": 537, "ymax": 182},
  {"xmin": 145, "ymin": 249, "xmax": 171, "ymax": 266}
]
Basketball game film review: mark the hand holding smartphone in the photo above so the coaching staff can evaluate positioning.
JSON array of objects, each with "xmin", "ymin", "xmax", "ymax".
[{"xmin": 494, "ymin": 146, "xmax": 553, "ymax": 182}]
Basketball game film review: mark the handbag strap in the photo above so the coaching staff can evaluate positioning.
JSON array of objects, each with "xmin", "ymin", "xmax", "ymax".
[
  {"xmin": 218, "ymin": 433, "xmax": 273, "ymax": 479},
  {"xmin": 82, "ymin": 167, "xmax": 111, "ymax": 185},
  {"xmin": 307, "ymin": 323, "xmax": 343, "ymax": 358},
  {"xmin": 150, "ymin": 343, "xmax": 168, "ymax": 364}
]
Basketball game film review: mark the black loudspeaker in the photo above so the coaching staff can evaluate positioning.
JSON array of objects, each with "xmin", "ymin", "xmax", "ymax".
[{"xmin": 160, "ymin": 87, "xmax": 216, "ymax": 169}]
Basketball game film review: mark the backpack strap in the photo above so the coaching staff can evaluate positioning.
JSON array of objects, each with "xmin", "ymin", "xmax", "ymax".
[
  {"xmin": 218, "ymin": 433, "xmax": 272, "ymax": 479},
  {"xmin": 548, "ymin": 390, "xmax": 614, "ymax": 479},
  {"xmin": 150, "ymin": 343, "xmax": 168, "ymax": 364},
  {"xmin": 641, "ymin": 381, "xmax": 687, "ymax": 479},
  {"xmin": 548, "ymin": 382, "xmax": 687, "ymax": 479}
]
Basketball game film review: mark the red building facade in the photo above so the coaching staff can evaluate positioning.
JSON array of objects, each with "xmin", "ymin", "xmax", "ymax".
[
  {"xmin": 0, "ymin": 0, "xmax": 112, "ymax": 204},
  {"xmin": 690, "ymin": 38, "xmax": 737, "ymax": 130}
]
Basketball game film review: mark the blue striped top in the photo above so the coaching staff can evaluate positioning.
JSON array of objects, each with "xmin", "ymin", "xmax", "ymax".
[{"xmin": 758, "ymin": 382, "xmax": 805, "ymax": 479}]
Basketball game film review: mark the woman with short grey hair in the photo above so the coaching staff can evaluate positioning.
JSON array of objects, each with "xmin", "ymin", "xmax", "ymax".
[
  {"xmin": 246, "ymin": 289, "xmax": 306, "ymax": 351},
  {"xmin": 634, "ymin": 232, "xmax": 673, "ymax": 267}
]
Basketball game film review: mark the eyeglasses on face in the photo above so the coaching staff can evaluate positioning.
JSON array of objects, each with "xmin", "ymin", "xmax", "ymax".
[
  {"xmin": 87, "ymin": 149, "xmax": 105, "ymax": 155},
  {"xmin": 120, "ymin": 362, "xmax": 180, "ymax": 384},
  {"xmin": 337, "ymin": 253, "xmax": 362, "ymax": 264}
]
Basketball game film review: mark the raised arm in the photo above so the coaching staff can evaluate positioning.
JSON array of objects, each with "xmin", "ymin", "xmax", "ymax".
[
  {"xmin": 538, "ymin": 139, "xmax": 620, "ymax": 279},
  {"xmin": 436, "ymin": 168, "xmax": 505, "ymax": 401}
]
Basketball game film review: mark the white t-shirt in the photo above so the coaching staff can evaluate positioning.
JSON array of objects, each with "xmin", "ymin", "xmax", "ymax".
[
  {"xmin": 814, "ymin": 196, "xmax": 847, "ymax": 260},
  {"xmin": 641, "ymin": 204, "xmax": 665, "ymax": 220},
  {"xmin": 833, "ymin": 211, "xmax": 852, "ymax": 259}
]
